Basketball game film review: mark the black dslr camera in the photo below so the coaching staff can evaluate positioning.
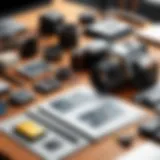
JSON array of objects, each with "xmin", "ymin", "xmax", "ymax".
[{"xmin": 89, "ymin": 40, "xmax": 158, "ymax": 92}]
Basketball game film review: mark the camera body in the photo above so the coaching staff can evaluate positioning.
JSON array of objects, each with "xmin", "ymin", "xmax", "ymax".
[{"xmin": 89, "ymin": 40, "xmax": 158, "ymax": 92}]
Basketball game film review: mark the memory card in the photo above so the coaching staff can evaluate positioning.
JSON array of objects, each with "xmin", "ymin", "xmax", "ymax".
[{"xmin": 0, "ymin": 114, "xmax": 87, "ymax": 160}]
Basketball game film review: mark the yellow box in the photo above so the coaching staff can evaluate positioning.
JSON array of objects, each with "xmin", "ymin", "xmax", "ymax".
[{"xmin": 15, "ymin": 120, "xmax": 45, "ymax": 140}]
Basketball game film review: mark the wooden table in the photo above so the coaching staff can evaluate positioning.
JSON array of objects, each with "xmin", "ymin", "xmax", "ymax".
[{"xmin": 0, "ymin": 0, "xmax": 158, "ymax": 160}]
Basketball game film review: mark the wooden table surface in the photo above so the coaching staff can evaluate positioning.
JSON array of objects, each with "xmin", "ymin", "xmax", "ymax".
[{"xmin": 0, "ymin": 0, "xmax": 158, "ymax": 160}]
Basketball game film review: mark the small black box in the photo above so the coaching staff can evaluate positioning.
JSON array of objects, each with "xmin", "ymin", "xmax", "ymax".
[{"xmin": 39, "ymin": 11, "xmax": 64, "ymax": 35}]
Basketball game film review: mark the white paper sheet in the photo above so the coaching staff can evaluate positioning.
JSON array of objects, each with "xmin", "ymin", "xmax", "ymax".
[{"xmin": 118, "ymin": 142, "xmax": 160, "ymax": 160}]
